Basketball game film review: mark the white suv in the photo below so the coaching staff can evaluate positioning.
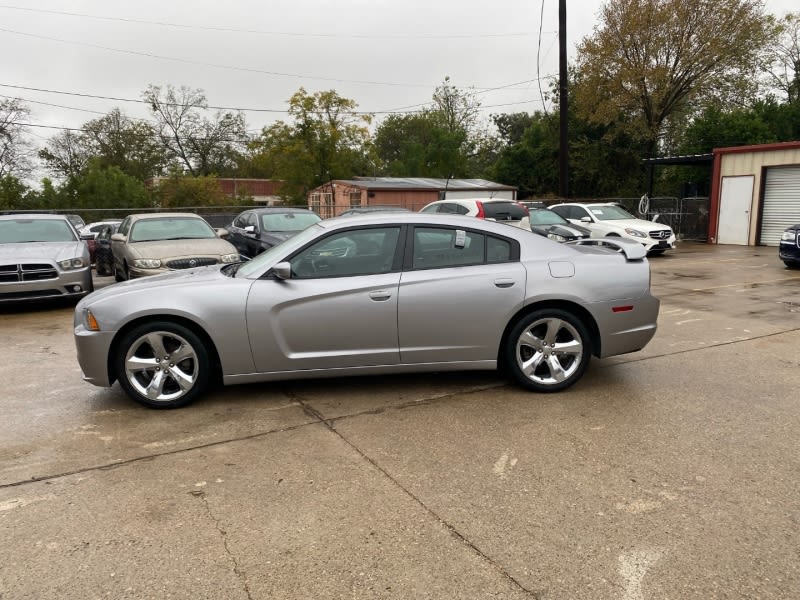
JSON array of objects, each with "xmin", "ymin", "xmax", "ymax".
[
  {"xmin": 420, "ymin": 198, "xmax": 530, "ymax": 230},
  {"xmin": 549, "ymin": 202, "xmax": 676, "ymax": 254}
]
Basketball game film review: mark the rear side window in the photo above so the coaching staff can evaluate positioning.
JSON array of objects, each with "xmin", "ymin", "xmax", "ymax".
[
  {"xmin": 411, "ymin": 227, "xmax": 517, "ymax": 269},
  {"xmin": 483, "ymin": 202, "xmax": 527, "ymax": 220}
]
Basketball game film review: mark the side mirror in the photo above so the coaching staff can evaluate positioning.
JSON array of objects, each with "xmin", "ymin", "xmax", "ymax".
[
  {"xmin": 580, "ymin": 216, "xmax": 592, "ymax": 223},
  {"xmin": 216, "ymin": 227, "xmax": 229, "ymax": 238},
  {"xmin": 80, "ymin": 232, "xmax": 94, "ymax": 241},
  {"xmin": 272, "ymin": 261, "xmax": 292, "ymax": 280},
  {"xmin": 244, "ymin": 225, "xmax": 257, "ymax": 237},
  {"xmin": 111, "ymin": 233, "xmax": 126, "ymax": 242}
]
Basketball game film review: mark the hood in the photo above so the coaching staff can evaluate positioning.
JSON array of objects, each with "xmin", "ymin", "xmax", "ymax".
[
  {"xmin": 81, "ymin": 264, "xmax": 229, "ymax": 305},
  {"xmin": 126, "ymin": 237, "xmax": 237, "ymax": 259},
  {"xmin": 605, "ymin": 218, "xmax": 672, "ymax": 233},
  {"xmin": 260, "ymin": 231, "xmax": 295, "ymax": 245},
  {"xmin": 0, "ymin": 241, "xmax": 86, "ymax": 262}
]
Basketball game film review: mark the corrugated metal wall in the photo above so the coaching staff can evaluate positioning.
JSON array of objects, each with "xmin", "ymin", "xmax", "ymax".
[{"xmin": 761, "ymin": 166, "xmax": 800, "ymax": 246}]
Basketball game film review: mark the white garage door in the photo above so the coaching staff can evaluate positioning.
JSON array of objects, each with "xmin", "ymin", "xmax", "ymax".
[{"xmin": 761, "ymin": 166, "xmax": 800, "ymax": 246}]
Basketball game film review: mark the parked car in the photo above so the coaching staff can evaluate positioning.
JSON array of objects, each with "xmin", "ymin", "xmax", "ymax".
[
  {"xmin": 93, "ymin": 222, "xmax": 121, "ymax": 276},
  {"xmin": 79, "ymin": 220, "xmax": 123, "ymax": 264},
  {"xmin": 226, "ymin": 208, "xmax": 322, "ymax": 257},
  {"xmin": 549, "ymin": 202, "xmax": 676, "ymax": 254},
  {"xmin": 110, "ymin": 213, "xmax": 240, "ymax": 281},
  {"xmin": 74, "ymin": 212, "xmax": 660, "ymax": 408},
  {"xmin": 779, "ymin": 224, "xmax": 800, "ymax": 268},
  {"xmin": 339, "ymin": 206, "xmax": 411, "ymax": 216},
  {"xmin": 0, "ymin": 214, "xmax": 93, "ymax": 303},
  {"xmin": 529, "ymin": 208, "xmax": 591, "ymax": 242},
  {"xmin": 420, "ymin": 198, "xmax": 530, "ymax": 230},
  {"xmin": 65, "ymin": 214, "xmax": 86, "ymax": 231}
]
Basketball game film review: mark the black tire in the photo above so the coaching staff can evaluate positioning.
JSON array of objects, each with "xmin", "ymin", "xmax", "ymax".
[
  {"xmin": 114, "ymin": 321, "xmax": 210, "ymax": 409},
  {"xmin": 113, "ymin": 262, "xmax": 125, "ymax": 282},
  {"xmin": 505, "ymin": 308, "xmax": 591, "ymax": 393},
  {"xmin": 96, "ymin": 260, "xmax": 110, "ymax": 276}
]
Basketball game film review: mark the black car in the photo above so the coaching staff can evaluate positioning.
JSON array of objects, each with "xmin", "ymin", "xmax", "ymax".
[
  {"xmin": 529, "ymin": 208, "xmax": 592, "ymax": 242},
  {"xmin": 226, "ymin": 208, "xmax": 322, "ymax": 258},
  {"xmin": 779, "ymin": 224, "xmax": 800, "ymax": 268},
  {"xmin": 93, "ymin": 222, "xmax": 120, "ymax": 276}
]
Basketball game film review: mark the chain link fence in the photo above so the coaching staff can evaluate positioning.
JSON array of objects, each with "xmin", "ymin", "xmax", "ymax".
[{"xmin": 602, "ymin": 196, "xmax": 710, "ymax": 242}]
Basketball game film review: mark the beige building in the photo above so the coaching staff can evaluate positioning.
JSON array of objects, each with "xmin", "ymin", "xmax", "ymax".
[{"xmin": 709, "ymin": 142, "xmax": 800, "ymax": 246}]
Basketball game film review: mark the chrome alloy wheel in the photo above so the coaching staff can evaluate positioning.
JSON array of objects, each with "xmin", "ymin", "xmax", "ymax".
[
  {"xmin": 515, "ymin": 316, "xmax": 584, "ymax": 386},
  {"xmin": 124, "ymin": 330, "xmax": 199, "ymax": 403}
]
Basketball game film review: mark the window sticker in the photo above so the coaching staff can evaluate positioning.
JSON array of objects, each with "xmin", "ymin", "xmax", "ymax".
[{"xmin": 454, "ymin": 229, "xmax": 466, "ymax": 248}]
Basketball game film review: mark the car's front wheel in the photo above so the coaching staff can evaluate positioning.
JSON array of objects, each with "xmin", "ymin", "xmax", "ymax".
[
  {"xmin": 505, "ymin": 309, "xmax": 591, "ymax": 393},
  {"xmin": 114, "ymin": 321, "xmax": 210, "ymax": 408}
]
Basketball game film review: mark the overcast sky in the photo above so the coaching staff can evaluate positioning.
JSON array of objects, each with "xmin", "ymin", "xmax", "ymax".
[{"xmin": 1, "ymin": 0, "xmax": 797, "ymax": 143}]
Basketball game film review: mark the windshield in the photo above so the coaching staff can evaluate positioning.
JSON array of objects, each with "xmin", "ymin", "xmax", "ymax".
[
  {"xmin": 235, "ymin": 223, "xmax": 323, "ymax": 277},
  {"xmin": 0, "ymin": 219, "xmax": 78, "ymax": 243},
  {"xmin": 588, "ymin": 205, "xmax": 636, "ymax": 221},
  {"xmin": 530, "ymin": 210, "xmax": 567, "ymax": 226},
  {"xmin": 129, "ymin": 217, "xmax": 216, "ymax": 242},
  {"xmin": 262, "ymin": 212, "xmax": 321, "ymax": 232}
]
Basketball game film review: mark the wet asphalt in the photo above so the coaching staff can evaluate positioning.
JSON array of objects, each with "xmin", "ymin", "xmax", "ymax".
[{"xmin": 1, "ymin": 242, "xmax": 799, "ymax": 599}]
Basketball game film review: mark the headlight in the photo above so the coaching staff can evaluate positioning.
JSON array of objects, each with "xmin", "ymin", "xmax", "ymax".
[
  {"xmin": 132, "ymin": 258, "xmax": 162, "ymax": 269},
  {"xmin": 547, "ymin": 233, "xmax": 567, "ymax": 242},
  {"xmin": 781, "ymin": 230, "xmax": 797, "ymax": 241},
  {"xmin": 624, "ymin": 228, "xmax": 647, "ymax": 238},
  {"xmin": 221, "ymin": 253, "xmax": 240, "ymax": 264},
  {"xmin": 58, "ymin": 258, "xmax": 86, "ymax": 270}
]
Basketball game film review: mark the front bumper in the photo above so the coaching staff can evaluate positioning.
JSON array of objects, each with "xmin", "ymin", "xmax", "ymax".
[
  {"xmin": 0, "ymin": 266, "xmax": 92, "ymax": 303},
  {"xmin": 74, "ymin": 323, "xmax": 117, "ymax": 386},
  {"xmin": 779, "ymin": 239, "xmax": 800, "ymax": 263}
]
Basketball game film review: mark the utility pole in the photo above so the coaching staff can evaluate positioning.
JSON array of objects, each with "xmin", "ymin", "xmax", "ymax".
[{"xmin": 558, "ymin": 0, "xmax": 569, "ymax": 199}]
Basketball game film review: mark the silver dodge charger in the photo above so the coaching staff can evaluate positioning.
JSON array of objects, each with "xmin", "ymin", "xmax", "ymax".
[{"xmin": 74, "ymin": 213, "xmax": 660, "ymax": 408}]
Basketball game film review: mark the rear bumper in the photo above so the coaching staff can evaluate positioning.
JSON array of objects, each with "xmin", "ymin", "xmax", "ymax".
[{"xmin": 596, "ymin": 294, "xmax": 660, "ymax": 358}]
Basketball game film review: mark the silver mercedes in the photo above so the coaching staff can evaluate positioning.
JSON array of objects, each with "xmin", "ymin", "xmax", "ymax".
[{"xmin": 74, "ymin": 213, "xmax": 660, "ymax": 408}]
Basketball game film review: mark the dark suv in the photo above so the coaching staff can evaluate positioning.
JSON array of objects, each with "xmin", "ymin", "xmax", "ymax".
[{"xmin": 779, "ymin": 224, "xmax": 800, "ymax": 268}]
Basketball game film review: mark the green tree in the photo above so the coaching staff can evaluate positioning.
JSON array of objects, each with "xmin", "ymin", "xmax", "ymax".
[
  {"xmin": 81, "ymin": 109, "xmax": 165, "ymax": 180},
  {"xmin": 574, "ymin": 0, "xmax": 774, "ymax": 154},
  {"xmin": 246, "ymin": 88, "xmax": 373, "ymax": 202},
  {"xmin": 152, "ymin": 169, "xmax": 229, "ymax": 208},
  {"xmin": 374, "ymin": 112, "xmax": 468, "ymax": 177},
  {"xmin": 0, "ymin": 174, "xmax": 29, "ymax": 210},
  {"xmin": 64, "ymin": 162, "xmax": 150, "ymax": 209}
]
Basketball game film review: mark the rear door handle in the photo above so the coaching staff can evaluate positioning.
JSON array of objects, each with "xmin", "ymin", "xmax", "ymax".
[
  {"xmin": 494, "ymin": 278, "xmax": 515, "ymax": 288},
  {"xmin": 369, "ymin": 290, "xmax": 392, "ymax": 301}
]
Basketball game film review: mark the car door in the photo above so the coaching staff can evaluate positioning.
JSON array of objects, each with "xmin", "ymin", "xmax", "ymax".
[
  {"xmin": 397, "ymin": 226, "xmax": 526, "ymax": 364},
  {"xmin": 111, "ymin": 216, "xmax": 132, "ymax": 273},
  {"xmin": 246, "ymin": 226, "xmax": 403, "ymax": 373},
  {"xmin": 226, "ymin": 212, "xmax": 251, "ymax": 256}
]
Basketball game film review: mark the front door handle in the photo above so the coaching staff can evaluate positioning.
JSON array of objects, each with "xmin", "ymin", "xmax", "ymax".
[{"xmin": 369, "ymin": 290, "xmax": 392, "ymax": 301}]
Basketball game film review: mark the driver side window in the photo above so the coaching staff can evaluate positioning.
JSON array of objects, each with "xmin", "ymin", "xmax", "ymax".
[{"xmin": 290, "ymin": 227, "xmax": 401, "ymax": 279}]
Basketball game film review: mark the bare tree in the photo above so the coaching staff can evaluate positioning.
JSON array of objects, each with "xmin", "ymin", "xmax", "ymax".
[
  {"xmin": 38, "ymin": 129, "xmax": 89, "ymax": 180},
  {"xmin": 0, "ymin": 98, "xmax": 33, "ymax": 178},
  {"xmin": 143, "ymin": 85, "xmax": 247, "ymax": 176},
  {"xmin": 762, "ymin": 12, "xmax": 800, "ymax": 103}
]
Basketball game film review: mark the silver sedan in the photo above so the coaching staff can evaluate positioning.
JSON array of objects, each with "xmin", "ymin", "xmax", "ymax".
[{"xmin": 74, "ymin": 213, "xmax": 660, "ymax": 408}]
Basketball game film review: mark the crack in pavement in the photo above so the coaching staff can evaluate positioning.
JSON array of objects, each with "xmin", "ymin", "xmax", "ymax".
[
  {"xmin": 289, "ymin": 390, "xmax": 541, "ymax": 599},
  {"xmin": 193, "ymin": 491, "xmax": 254, "ymax": 600}
]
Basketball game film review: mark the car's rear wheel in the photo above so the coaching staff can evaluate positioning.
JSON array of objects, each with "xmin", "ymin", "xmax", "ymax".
[
  {"xmin": 505, "ymin": 309, "xmax": 591, "ymax": 393},
  {"xmin": 114, "ymin": 321, "xmax": 210, "ymax": 409}
]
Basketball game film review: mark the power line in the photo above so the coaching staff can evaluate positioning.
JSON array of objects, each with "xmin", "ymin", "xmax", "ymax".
[
  {"xmin": 0, "ymin": 4, "xmax": 554, "ymax": 40},
  {"xmin": 0, "ymin": 27, "xmax": 437, "ymax": 89}
]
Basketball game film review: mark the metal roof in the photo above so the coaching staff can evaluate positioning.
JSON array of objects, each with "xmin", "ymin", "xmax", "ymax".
[{"xmin": 338, "ymin": 177, "xmax": 516, "ymax": 191}]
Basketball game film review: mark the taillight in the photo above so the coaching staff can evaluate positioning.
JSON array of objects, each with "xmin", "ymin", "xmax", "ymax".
[
  {"xmin": 516, "ymin": 202, "xmax": 530, "ymax": 215},
  {"xmin": 475, "ymin": 201, "xmax": 485, "ymax": 219}
]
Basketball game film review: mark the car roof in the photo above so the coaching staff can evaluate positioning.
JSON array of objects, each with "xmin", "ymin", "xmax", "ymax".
[
  {"xmin": 0, "ymin": 213, "xmax": 71, "ymax": 221},
  {"xmin": 127, "ymin": 212, "xmax": 207, "ymax": 221},
  {"xmin": 246, "ymin": 207, "xmax": 317, "ymax": 214},
  {"xmin": 317, "ymin": 211, "xmax": 531, "ymax": 237}
]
